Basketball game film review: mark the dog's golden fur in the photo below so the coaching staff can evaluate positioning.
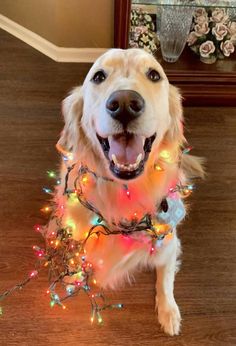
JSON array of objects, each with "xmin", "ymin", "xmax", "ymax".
[{"xmin": 52, "ymin": 49, "xmax": 204, "ymax": 335}]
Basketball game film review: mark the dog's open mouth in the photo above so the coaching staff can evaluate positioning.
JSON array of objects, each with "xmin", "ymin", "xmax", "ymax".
[{"xmin": 97, "ymin": 132, "xmax": 156, "ymax": 180}]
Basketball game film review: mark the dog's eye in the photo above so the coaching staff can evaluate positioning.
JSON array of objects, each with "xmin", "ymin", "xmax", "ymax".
[
  {"xmin": 91, "ymin": 70, "xmax": 107, "ymax": 84},
  {"xmin": 146, "ymin": 69, "xmax": 160, "ymax": 82}
]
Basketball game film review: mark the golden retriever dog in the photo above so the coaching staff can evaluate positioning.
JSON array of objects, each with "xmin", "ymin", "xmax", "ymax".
[{"xmin": 52, "ymin": 48, "xmax": 204, "ymax": 335}]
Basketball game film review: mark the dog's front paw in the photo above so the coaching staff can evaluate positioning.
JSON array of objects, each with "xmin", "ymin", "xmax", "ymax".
[{"xmin": 157, "ymin": 301, "xmax": 181, "ymax": 336}]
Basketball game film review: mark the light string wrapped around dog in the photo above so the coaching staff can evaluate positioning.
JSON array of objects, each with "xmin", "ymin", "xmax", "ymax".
[{"xmin": 0, "ymin": 146, "xmax": 194, "ymax": 322}]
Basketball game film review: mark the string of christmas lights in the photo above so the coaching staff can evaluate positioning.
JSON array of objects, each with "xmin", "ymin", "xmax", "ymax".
[{"xmin": 0, "ymin": 145, "xmax": 195, "ymax": 323}]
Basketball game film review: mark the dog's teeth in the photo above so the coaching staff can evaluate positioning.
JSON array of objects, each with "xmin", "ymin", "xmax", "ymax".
[
  {"xmin": 113, "ymin": 159, "xmax": 140, "ymax": 172},
  {"xmin": 136, "ymin": 153, "xmax": 142, "ymax": 165},
  {"xmin": 112, "ymin": 154, "xmax": 118, "ymax": 164}
]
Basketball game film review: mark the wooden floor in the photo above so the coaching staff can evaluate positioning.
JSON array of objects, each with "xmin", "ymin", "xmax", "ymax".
[{"xmin": 0, "ymin": 29, "xmax": 236, "ymax": 346}]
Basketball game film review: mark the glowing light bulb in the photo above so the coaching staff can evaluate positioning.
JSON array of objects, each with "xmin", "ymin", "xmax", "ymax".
[
  {"xmin": 187, "ymin": 184, "xmax": 194, "ymax": 191},
  {"xmin": 90, "ymin": 311, "xmax": 95, "ymax": 323},
  {"xmin": 82, "ymin": 175, "xmax": 88, "ymax": 184},
  {"xmin": 62, "ymin": 305, "xmax": 66, "ymax": 310},
  {"xmin": 93, "ymin": 279, "xmax": 97, "ymax": 285},
  {"xmin": 63, "ymin": 152, "xmax": 74, "ymax": 162},
  {"xmin": 159, "ymin": 150, "xmax": 172, "ymax": 163},
  {"xmin": 41, "ymin": 206, "xmax": 51, "ymax": 213},
  {"xmin": 30, "ymin": 270, "xmax": 38, "ymax": 278},
  {"xmin": 53, "ymin": 294, "xmax": 59, "ymax": 302},
  {"xmin": 47, "ymin": 171, "xmax": 56, "ymax": 178},
  {"xmin": 97, "ymin": 314, "xmax": 103, "ymax": 324},
  {"xmin": 43, "ymin": 187, "xmax": 52, "ymax": 194},
  {"xmin": 34, "ymin": 224, "xmax": 41, "ymax": 232},
  {"xmin": 67, "ymin": 153, "xmax": 74, "ymax": 161},
  {"xmin": 150, "ymin": 246, "xmax": 155, "ymax": 254},
  {"xmin": 154, "ymin": 164, "xmax": 164, "ymax": 171}
]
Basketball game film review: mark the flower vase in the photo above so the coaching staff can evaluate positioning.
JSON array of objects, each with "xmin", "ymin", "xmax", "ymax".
[
  {"xmin": 200, "ymin": 55, "xmax": 217, "ymax": 64},
  {"xmin": 159, "ymin": 5, "xmax": 194, "ymax": 63}
]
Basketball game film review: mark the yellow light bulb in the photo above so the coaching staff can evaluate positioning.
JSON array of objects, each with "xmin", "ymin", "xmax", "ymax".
[
  {"xmin": 41, "ymin": 206, "xmax": 51, "ymax": 213},
  {"xmin": 82, "ymin": 175, "xmax": 88, "ymax": 184},
  {"xmin": 154, "ymin": 164, "xmax": 164, "ymax": 171},
  {"xmin": 159, "ymin": 150, "xmax": 173, "ymax": 163}
]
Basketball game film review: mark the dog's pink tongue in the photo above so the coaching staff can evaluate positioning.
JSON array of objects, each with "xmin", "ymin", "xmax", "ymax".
[{"xmin": 108, "ymin": 134, "xmax": 144, "ymax": 164}]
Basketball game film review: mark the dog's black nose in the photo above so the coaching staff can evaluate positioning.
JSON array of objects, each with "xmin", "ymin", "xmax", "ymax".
[{"xmin": 106, "ymin": 90, "xmax": 145, "ymax": 127}]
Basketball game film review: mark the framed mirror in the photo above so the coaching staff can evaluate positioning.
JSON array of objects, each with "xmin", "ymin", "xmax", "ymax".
[{"xmin": 114, "ymin": 0, "xmax": 236, "ymax": 106}]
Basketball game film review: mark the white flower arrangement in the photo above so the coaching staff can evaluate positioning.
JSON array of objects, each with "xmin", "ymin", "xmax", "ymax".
[
  {"xmin": 187, "ymin": 7, "xmax": 236, "ymax": 62},
  {"xmin": 129, "ymin": 8, "xmax": 159, "ymax": 54}
]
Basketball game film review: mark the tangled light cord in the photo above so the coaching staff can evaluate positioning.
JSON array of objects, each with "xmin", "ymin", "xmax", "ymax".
[{"xmin": 0, "ymin": 147, "xmax": 195, "ymax": 322}]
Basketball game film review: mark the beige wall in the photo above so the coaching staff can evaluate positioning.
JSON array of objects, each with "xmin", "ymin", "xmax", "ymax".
[{"xmin": 0, "ymin": 0, "xmax": 114, "ymax": 48}]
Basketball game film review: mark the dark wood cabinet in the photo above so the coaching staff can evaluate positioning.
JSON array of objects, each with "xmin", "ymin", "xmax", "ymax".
[{"xmin": 114, "ymin": 0, "xmax": 236, "ymax": 106}]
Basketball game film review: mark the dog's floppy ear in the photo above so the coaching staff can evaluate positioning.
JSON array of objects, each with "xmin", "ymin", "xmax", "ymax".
[
  {"xmin": 165, "ymin": 84, "xmax": 184, "ymax": 143},
  {"xmin": 56, "ymin": 87, "xmax": 83, "ymax": 155}
]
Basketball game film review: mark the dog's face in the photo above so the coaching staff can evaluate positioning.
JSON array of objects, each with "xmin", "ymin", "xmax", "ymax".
[{"xmin": 58, "ymin": 49, "xmax": 183, "ymax": 180}]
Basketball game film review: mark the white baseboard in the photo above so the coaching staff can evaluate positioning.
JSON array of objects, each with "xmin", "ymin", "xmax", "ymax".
[{"xmin": 0, "ymin": 14, "xmax": 108, "ymax": 63}]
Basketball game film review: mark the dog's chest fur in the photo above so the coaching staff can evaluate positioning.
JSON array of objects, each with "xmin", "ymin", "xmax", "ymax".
[{"xmin": 53, "ymin": 152, "xmax": 181, "ymax": 288}]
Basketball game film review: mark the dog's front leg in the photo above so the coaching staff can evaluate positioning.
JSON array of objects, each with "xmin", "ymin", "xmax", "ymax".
[{"xmin": 155, "ymin": 239, "xmax": 181, "ymax": 336}]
